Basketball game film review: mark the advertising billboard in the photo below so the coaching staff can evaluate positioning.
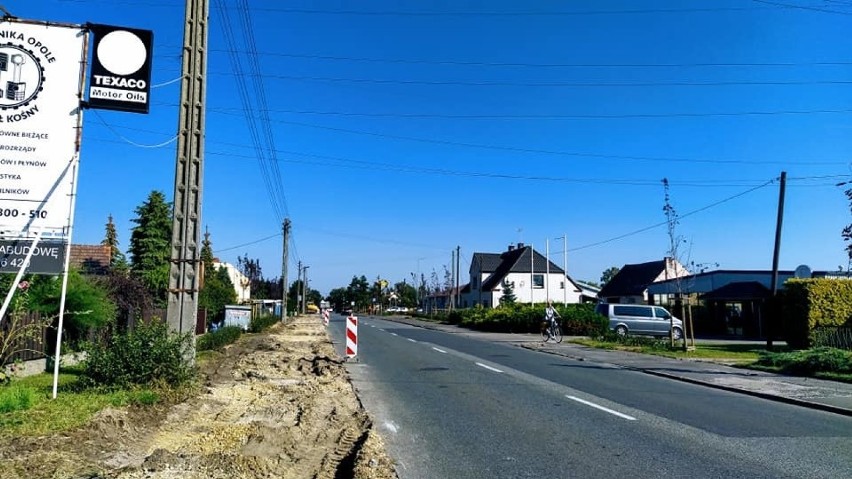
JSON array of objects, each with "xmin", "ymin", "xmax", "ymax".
[
  {"xmin": 0, "ymin": 19, "xmax": 86, "ymax": 238},
  {"xmin": 87, "ymin": 23, "xmax": 153, "ymax": 114}
]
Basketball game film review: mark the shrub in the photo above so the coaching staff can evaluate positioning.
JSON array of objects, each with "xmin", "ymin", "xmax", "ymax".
[
  {"xmin": 0, "ymin": 385, "xmax": 35, "ymax": 413},
  {"xmin": 781, "ymin": 279, "xmax": 852, "ymax": 349},
  {"xmin": 756, "ymin": 347, "xmax": 852, "ymax": 375},
  {"xmin": 452, "ymin": 303, "xmax": 608, "ymax": 336},
  {"xmin": 250, "ymin": 314, "xmax": 279, "ymax": 333},
  {"xmin": 81, "ymin": 320, "xmax": 195, "ymax": 388},
  {"xmin": 196, "ymin": 326, "xmax": 242, "ymax": 351}
]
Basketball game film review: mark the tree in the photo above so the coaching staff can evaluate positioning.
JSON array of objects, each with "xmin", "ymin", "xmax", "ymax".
[
  {"xmin": 200, "ymin": 228, "xmax": 214, "ymax": 272},
  {"xmin": 600, "ymin": 267, "xmax": 620, "ymax": 286},
  {"xmin": 128, "ymin": 191, "xmax": 172, "ymax": 305},
  {"xmin": 237, "ymin": 255, "xmax": 263, "ymax": 298},
  {"xmin": 500, "ymin": 280, "xmax": 517, "ymax": 306},
  {"xmin": 394, "ymin": 281, "xmax": 417, "ymax": 307},
  {"xmin": 327, "ymin": 287, "xmax": 348, "ymax": 310},
  {"xmin": 199, "ymin": 265, "xmax": 237, "ymax": 325},
  {"xmin": 28, "ymin": 270, "xmax": 116, "ymax": 345},
  {"xmin": 102, "ymin": 214, "xmax": 128, "ymax": 272}
]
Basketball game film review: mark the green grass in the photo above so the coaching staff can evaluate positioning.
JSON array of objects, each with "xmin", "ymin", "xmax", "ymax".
[
  {"xmin": 571, "ymin": 338, "xmax": 790, "ymax": 363},
  {"xmin": 0, "ymin": 370, "xmax": 163, "ymax": 437},
  {"xmin": 573, "ymin": 338, "xmax": 852, "ymax": 382}
]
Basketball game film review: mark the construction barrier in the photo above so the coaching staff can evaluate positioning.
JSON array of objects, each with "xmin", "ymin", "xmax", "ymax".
[
  {"xmin": 346, "ymin": 315, "xmax": 358, "ymax": 358},
  {"xmin": 322, "ymin": 309, "xmax": 329, "ymax": 326}
]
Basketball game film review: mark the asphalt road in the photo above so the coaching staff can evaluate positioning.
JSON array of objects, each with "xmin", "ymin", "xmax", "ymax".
[{"xmin": 328, "ymin": 314, "xmax": 852, "ymax": 479}]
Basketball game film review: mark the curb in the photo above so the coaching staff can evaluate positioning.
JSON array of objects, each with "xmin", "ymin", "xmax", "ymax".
[{"xmin": 638, "ymin": 368, "xmax": 852, "ymax": 418}]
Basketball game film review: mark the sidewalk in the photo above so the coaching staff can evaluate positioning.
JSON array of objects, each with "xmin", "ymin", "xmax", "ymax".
[{"xmin": 377, "ymin": 315, "xmax": 852, "ymax": 417}]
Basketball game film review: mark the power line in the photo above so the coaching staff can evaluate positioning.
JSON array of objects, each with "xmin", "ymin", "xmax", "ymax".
[
  {"xmin": 205, "ymin": 48, "xmax": 852, "ymax": 69},
  {"xmin": 752, "ymin": 0, "xmax": 852, "ymax": 15},
  {"xmin": 202, "ymin": 112, "xmax": 848, "ymax": 166},
  {"xmin": 209, "ymin": 106, "xmax": 852, "ymax": 121},
  {"xmin": 214, "ymin": 232, "xmax": 282, "ymax": 254},
  {"xmin": 212, "ymin": 72, "xmax": 852, "ymax": 88},
  {"xmin": 569, "ymin": 179, "xmax": 777, "ymax": 252},
  {"xmin": 85, "ymin": 117, "xmax": 849, "ymax": 167},
  {"xmin": 91, "ymin": 110, "xmax": 178, "ymax": 148}
]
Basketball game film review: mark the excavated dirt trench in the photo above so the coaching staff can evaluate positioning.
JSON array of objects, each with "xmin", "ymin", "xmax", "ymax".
[{"xmin": 0, "ymin": 317, "xmax": 397, "ymax": 479}]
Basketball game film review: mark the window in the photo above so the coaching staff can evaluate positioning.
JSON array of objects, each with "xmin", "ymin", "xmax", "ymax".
[
  {"xmin": 560, "ymin": 281, "xmax": 565, "ymax": 289},
  {"xmin": 654, "ymin": 307, "xmax": 671, "ymax": 320},
  {"xmin": 613, "ymin": 305, "xmax": 651, "ymax": 317},
  {"xmin": 532, "ymin": 274, "xmax": 544, "ymax": 289}
]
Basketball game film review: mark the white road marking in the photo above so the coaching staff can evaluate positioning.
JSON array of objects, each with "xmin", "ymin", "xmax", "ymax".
[
  {"xmin": 432, "ymin": 347, "xmax": 447, "ymax": 354},
  {"xmin": 566, "ymin": 395, "xmax": 636, "ymax": 421},
  {"xmin": 475, "ymin": 362, "xmax": 503, "ymax": 373},
  {"xmin": 384, "ymin": 421, "xmax": 399, "ymax": 433},
  {"xmin": 390, "ymin": 333, "xmax": 398, "ymax": 336},
  {"xmin": 407, "ymin": 338, "xmax": 417, "ymax": 343}
]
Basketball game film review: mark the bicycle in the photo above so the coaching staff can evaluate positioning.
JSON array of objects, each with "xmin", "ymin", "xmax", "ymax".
[{"xmin": 540, "ymin": 317, "xmax": 563, "ymax": 343}]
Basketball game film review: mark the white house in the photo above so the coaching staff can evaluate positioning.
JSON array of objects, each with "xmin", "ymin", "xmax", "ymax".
[
  {"xmin": 212, "ymin": 261, "xmax": 251, "ymax": 303},
  {"xmin": 463, "ymin": 243, "xmax": 584, "ymax": 308}
]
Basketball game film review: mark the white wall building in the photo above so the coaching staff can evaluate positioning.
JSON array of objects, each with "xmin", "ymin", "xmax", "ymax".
[
  {"xmin": 212, "ymin": 261, "xmax": 251, "ymax": 303},
  {"xmin": 463, "ymin": 243, "xmax": 584, "ymax": 308}
]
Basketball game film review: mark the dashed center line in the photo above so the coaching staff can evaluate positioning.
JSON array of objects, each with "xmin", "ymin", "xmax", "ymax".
[
  {"xmin": 566, "ymin": 395, "xmax": 636, "ymax": 421},
  {"xmin": 432, "ymin": 347, "xmax": 447, "ymax": 354},
  {"xmin": 475, "ymin": 362, "xmax": 503, "ymax": 373},
  {"xmin": 390, "ymin": 333, "xmax": 398, "ymax": 337},
  {"xmin": 407, "ymin": 338, "xmax": 417, "ymax": 343}
]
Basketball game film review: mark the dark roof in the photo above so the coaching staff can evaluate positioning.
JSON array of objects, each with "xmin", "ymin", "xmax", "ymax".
[
  {"xmin": 702, "ymin": 281, "xmax": 770, "ymax": 301},
  {"xmin": 598, "ymin": 259, "xmax": 667, "ymax": 298},
  {"xmin": 471, "ymin": 253, "xmax": 503, "ymax": 273},
  {"xmin": 480, "ymin": 246, "xmax": 564, "ymax": 291}
]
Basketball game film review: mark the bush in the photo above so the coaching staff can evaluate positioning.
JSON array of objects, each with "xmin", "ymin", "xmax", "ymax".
[
  {"xmin": 0, "ymin": 385, "xmax": 35, "ymax": 413},
  {"xmin": 196, "ymin": 326, "xmax": 242, "ymax": 351},
  {"xmin": 452, "ymin": 303, "xmax": 609, "ymax": 336},
  {"xmin": 81, "ymin": 320, "xmax": 195, "ymax": 388},
  {"xmin": 756, "ymin": 347, "xmax": 852, "ymax": 375},
  {"xmin": 250, "ymin": 314, "xmax": 279, "ymax": 333},
  {"xmin": 781, "ymin": 279, "xmax": 852, "ymax": 349}
]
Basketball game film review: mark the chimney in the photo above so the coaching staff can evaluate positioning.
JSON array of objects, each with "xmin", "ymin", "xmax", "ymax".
[
  {"xmin": 517, "ymin": 242, "xmax": 525, "ymax": 249},
  {"xmin": 508, "ymin": 244, "xmax": 515, "ymax": 251}
]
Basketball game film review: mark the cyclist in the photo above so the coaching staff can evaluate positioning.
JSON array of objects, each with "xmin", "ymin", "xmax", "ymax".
[{"xmin": 543, "ymin": 301, "xmax": 561, "ymax": 338}]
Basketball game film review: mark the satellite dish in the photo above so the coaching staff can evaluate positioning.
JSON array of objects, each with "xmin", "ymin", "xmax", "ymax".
[{"xmin": 794, "ymin": 264, "xmax": 812, "ymax": 279}]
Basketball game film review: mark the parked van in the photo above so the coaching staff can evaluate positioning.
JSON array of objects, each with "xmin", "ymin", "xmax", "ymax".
[{"xmin": 595, "ymin": 303, "xmax": 683, "ymax": 340}]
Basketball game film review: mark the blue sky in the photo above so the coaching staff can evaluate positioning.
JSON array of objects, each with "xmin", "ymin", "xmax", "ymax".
[{"xmin": 14, "ymin": 0, "xmax": 852, "ymax": 294}]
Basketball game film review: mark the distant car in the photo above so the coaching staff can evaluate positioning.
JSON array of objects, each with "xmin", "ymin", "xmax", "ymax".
[
  {"xmin": 398, "ymin": 307, "xmax": 409, "ymax": 313},
  {"xmin": 386, "ymin": 306, "xmax": 400, "ymax": 313},
  {"xmin": 595, "ymin": 303, "xmax": 683, "ymax": 340}
]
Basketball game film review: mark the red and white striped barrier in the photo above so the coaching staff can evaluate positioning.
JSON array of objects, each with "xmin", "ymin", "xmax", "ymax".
[
  {"xmin": 346, "ymin": 315, "xmax": 358, "ymax": 358},
  {"xmin": 322, "ymin": 310, "xmax": 329, "ymax": 326}
]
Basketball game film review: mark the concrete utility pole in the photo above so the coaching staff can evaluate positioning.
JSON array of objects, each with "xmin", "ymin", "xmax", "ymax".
[
  {"xmin": 768, "ymin": 171, "xmax": 787, "ymax": 350},
  {"xmin": 167, "ymin": 0, "xmax": 209, "ymax": 338},
  {"xmin": 281, "ymin": 218, "xmax": 290, "ymax": 321},
  {"xmin": 302, "ymin": 266, "xmax": 310, "ymax": 314},
  {"xmin": 455, "ymin": 245, "xmax": 460, "ymax": 309},
  {"xmin": 297, "ymin": 261, "xmax": 302, "ymax": 314}
]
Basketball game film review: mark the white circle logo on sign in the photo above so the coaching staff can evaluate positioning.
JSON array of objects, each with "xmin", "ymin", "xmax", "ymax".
[{"xmin": 97, "ymin": 30, "xmax": 146, "ymax": 76}]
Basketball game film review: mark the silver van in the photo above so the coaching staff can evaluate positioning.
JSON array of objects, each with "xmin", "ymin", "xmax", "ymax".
[{"xmin": 595, "ymin": 304, "xmax": 683, "ymax": 340}]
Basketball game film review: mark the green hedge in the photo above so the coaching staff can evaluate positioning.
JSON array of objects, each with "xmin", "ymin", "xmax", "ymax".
[
  {"xmin": 755, "ymin": 347, "xmax": 852, "ymax": 375},
  {"xmin": 250, "ymin": 314, "xmax": 279, "ymax": 333},
  {"xmin": 81, "ymin": 320, "xmax": 195, "ymax": 388},
  {"xmin": 196, "ymin": 326, "xmax": 242, "ymax": 352},
  {"xmin": 449, "ymin": 303, "xmax": 608, "ymax": 336},
  {"xmin": 782, "ymin": 279, "xmax": 852, "ymax": 349}
]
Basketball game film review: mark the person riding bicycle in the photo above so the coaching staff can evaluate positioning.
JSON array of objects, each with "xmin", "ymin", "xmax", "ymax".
[{"xmin": 543, "ymin": 301, "xmax": 560, "ymax": 338}]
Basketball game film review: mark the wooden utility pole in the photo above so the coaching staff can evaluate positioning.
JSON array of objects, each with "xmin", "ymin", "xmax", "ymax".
[
  {"xmin": 302, "ymin": 266, "xmax": 309, "ymax": 314},
  {"xmin": 281, "ymin": 218, "xmax": 290, "ymax": 321},
  {"xmin": 768, "ymin": 171, "xmax": 787, "ymax": 350},
  {"xmin": 167, "ymin": 0, "xmax": 209, "ymax": 340}
]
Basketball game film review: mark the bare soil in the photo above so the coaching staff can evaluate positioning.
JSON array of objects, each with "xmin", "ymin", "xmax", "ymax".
[{"xmin": 0, "ymin": 317, "xmax": 398, "ymax": 479}]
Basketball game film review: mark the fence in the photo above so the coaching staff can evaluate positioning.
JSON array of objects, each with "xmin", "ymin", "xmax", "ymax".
[
  {"xmin": 1, "ymin": 311, "xmax": 49, "ymax": 366},
  {"xmin": 811, "ymin": 326, "xmax": 852, "ymax": 350}
]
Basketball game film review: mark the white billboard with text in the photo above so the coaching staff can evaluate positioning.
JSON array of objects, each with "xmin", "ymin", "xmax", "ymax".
[{"xmin": 0, "ymin": 20, "xmax": 85, "ymax": 237}]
